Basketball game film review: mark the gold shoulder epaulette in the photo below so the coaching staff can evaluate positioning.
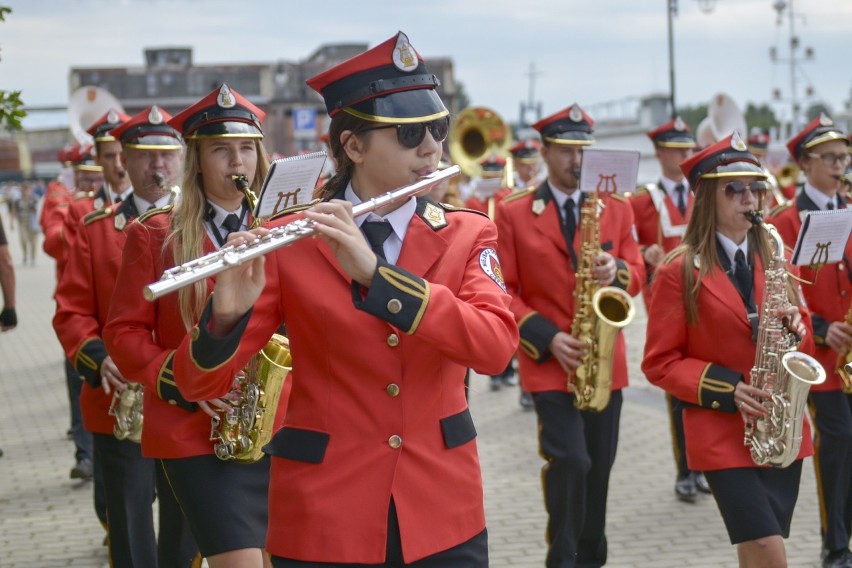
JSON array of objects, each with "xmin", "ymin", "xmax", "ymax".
[
  {"xmin": 83, "ymin": 207, "xmax": 113, "ymax": 226},
  {"xmin": 632, "ymin": 186, "xmax": 650, "ymax": 196},
  {"xmin": 268, "ymin": 199, "xmax": 320, "ymax": 221},
  {"xmin": 769, "ymin": 201, "xmax": 793, "ymax": 218},
  {"xmin": 501, "ymin": 186, "xmax": 536, "ymax": 204},
  {"xmin": 73, "ymin": 190, "xmax": 94, "ymax": 201},
  {"xmin": 138, "ymin": 204, "xmax": 173, "ymax": 223},
  {"xmin": 608, "ymin": 192, "xmax": 627, "ymax": 202},
  {"xmin": 441, "ymin": 202, "xmax": 489, "ymax": 218}
]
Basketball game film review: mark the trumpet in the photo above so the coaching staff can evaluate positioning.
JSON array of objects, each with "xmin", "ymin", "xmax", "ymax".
[{"xmin": 143, "ymin": 166, "xmax": 461, "ymax": 301}]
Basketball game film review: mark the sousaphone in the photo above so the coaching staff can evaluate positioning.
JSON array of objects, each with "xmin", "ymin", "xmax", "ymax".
[
  {"xmin": 68, "ymin": 86, "xmax": 125, "ymax": 145},
  {"xmin": 696, "ymin": 93, "xmax": 746, "ymax": 147}
]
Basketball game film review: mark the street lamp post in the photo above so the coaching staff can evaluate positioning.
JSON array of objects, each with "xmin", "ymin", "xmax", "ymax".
[{"xmin": 668, "ymin": 0, "xmax": 717, "ymax": 120}]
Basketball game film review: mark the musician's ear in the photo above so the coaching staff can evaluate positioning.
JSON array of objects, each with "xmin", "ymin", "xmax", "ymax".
[{"xmin": 341, "ymin": 130, "xmax": 366, "ymax": 165}]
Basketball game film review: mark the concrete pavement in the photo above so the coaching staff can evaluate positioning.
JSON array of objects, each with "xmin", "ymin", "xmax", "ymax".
[{"xmin": 0, "ymin": 207, "xmax": 825, "ymax": 567}]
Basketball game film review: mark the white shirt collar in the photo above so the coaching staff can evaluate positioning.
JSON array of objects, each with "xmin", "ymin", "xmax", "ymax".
[
  {"xmin": 206, "ymin": 200, "xmax": 246, "ymax": 231},
  {"xmin": 660, "ymin": 176, "xmax": 689, "ymax": 201},
  {"xmin": 803, "ymin": 181, "xmax": 838, "ymax": 211},
  {"xmin": 548, "ymin": 181, "xmax": 581, "ymax": 218},
  {"xmin": 716, "ymin": 231, "xmax": 749, "ymax": 267},
  {"xmin": 345, "ymin": 182, "xmax": 416, "ymax": 243},
  {"xmin": 132, "ymin": 192, "xmax": 171, "ymax": 213}
]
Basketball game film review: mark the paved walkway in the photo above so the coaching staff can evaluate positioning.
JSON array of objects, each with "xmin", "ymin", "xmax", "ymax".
[{"xmin": 0, "ymin": 207, "xmax": 824, "ymax": 567}]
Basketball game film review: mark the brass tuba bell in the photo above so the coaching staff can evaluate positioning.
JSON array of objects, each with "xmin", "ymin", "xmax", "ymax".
[{"xmin": 448, "ymin": 106, "xmax": 513, "ymax": 178}]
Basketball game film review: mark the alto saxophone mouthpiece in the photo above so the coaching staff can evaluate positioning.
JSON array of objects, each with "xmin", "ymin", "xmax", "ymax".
[
  {"xmin": 744, "ymin": 210, "xmax": 764, "ymax": 225},
  {"xmin": 153, "ymin": 172, "xmax": 166, "ymax": 189},
  {"xmin": 231, "ymin": 175, "xmax": 249, "ymax": 191}
]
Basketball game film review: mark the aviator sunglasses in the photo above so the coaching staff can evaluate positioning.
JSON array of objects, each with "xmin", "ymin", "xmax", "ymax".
[
  {"xmin": 723, "ymin": 180, "xmax": 769, "ymax": 199},
  {"xmin": 362, "ymin": 116, "xmax": 450, "ymax": 149}
]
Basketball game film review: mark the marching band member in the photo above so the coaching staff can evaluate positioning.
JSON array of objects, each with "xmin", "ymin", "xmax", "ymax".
[
  {"xmin": 628, "ymin": 117, "xmax": 708, "ymax": 503},
  {"xmin": 168, "ymin": 32, "xmax": 517, "ymax": 566},
  {"xmin": 41, "ymin": 146, "xmax": 103, "ymax": 488},
  {"xmin": 463, "ymin": 154, "xmax": 513, "ymax": 218},
  {"xmin": 509, "ymin": 138, "xmax": 544, "ymax": 188},
  {"xmin": 642, "ymin": 133, "xmax": 815, "ymax": 567},
  {"xmin": 61, "ymin": 110, "xmax": 132, "ymax": 256},
  {"xmin": 767, "ymin": 115, "xmax": 852, "ymax": 568},
  {"xmin": 104, "ymin": 87, "xmax": 278, "ymax": 567},
  {"xmin": 54, "ymin": 105, "xmax": 197, "ymax": 567},
  {"xmin": 496, "ymin": 103, "xmax": 644, "ymax": 568}
]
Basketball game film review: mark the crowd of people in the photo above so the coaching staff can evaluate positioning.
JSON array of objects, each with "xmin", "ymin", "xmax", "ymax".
[{"xmin": 8, "ymin": 28, "xmax": 852, "ymax": 568}]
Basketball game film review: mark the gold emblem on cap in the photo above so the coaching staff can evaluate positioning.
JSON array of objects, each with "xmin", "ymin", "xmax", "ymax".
[
  {"xmin": 532, "ymin": 199, "xmax": 546, "ymax": 215},
  {"xmin": 423, "ymin": 202, "xmax": 447, "ymax": 228},
  {"xmin": 731, "ymin": 131, "xmax": 747, "ymax": 151},
  {"xmin": 819, "ymin": 112, "xmax": 833, "ymax": 127},
  {"xmin": 148, "ymin": 105, "xmax": 164, "ymax": 125},
  {"xmin": 392, "ymin": 32, "xmax": 418, "ymax": 72},
  {"xmin": 107, "ymin": 109, "xmax": 119, "ymax": 124},
  {"xmin": 674, "ymin": 117, "xmax": 686, "ymax": 131},
  {"xmin": 217, "ymin": 84, "xmax": 236, "ymax": 108},
  {"xmin": 569, "ymin": 104, "xmax": 583, "ymax": 123}
]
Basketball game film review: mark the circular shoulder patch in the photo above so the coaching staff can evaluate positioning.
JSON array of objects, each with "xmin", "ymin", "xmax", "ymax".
[{"xmin": 479, "ymin": 248, "xmax": 507, "ymax": 292}]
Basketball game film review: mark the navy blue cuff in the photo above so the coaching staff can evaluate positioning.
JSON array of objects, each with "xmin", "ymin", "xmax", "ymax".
[
  {"xmin": 352, "ymin": 258, "xmax": 430, "ymax": 334},
  {"xmin": 156, "ymin": 351, "xmax": 196, "ymax": 412},
  {"xmin": 698, "ymin": 363, "xmax": 741, "ymax": 413},
  {"xmin": 189, "ymin": 296, "xmax": 253, "ymax": 371},
  {"xmin": 75, "ymin": 338, "xmax": 107, "ymax": 388},
  {"xmin": 811, "ymin": 313, "xmax": 829, "ymax": 346},
  {"xmin": 612, "ymin": 258, "xmax": 631, "ymax": 292},
  {"xmin": 518, "ymin": 312, "xmax": 560, "ymax": 362}
]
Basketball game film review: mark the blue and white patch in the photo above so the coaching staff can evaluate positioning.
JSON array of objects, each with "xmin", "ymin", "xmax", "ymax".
[{"xmin": 479, "ymin": 248, "xmax": 507, "ymax": 292}]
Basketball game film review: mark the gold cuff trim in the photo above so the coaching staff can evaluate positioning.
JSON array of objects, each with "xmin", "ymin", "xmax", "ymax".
[
  {"xmin": 156, "ymin": 351, "xmax": 177, "ymax": 400},
  {"xmin": 377, "ymin": 266, "xmax": 430, "ymax": 334},
  {"xmin": 520, "ymin": 338, "xmax": 540, "ymax": 360}
]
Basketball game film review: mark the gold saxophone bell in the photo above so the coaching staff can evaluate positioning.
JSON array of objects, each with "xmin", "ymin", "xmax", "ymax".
[{"xmin": 210, "ymin": 334, "xmax": 292, "ymax": 463}]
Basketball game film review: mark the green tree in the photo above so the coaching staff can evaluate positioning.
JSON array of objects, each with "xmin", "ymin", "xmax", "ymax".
[
  {"xmin": 805, "ymin": 101, "xmax": 833, "ymax": 121},
  {"xmin": 743, "ymin": 103, "xmax": 779, "ymax": 132},
  {"xmin": 675, "ymin": 104, "xmax": 707, "ymax": 134},
  {"xmin": 0, "ymin": 6, "xmax": 26, "ymax": 131}
]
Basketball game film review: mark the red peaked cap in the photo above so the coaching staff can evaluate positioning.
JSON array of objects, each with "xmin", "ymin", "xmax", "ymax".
[
  {"xmin": 533, "ymin": 104, "xmax": 594, "ymax": 145},
  {"xmin": 72, "ymin": 144, "xmax": 102, "ymax": 172},
  {"xmin": 109, "ymin": 106, "xmax": 182, "ymax": 149},
  {"xmin": 786, "ymin": 113, "xmax": 848, "ymax": 162},
  {"xmin": 168, "ymin": 84, "xmax": 265, "ymax": 139},
  {"xmin": 509, "ymin": 139, "xmax": 542, "ymax": 161},
  {"xmin": 306, "ymin": 31, "xmax": 448, "ymax": 122},
  {"xmin": 87, "ymin": 109, "xmax": 132, "ymax": 142},
  {"xmin": 647, "ymin": 117, "xmax": 695, "ymax": 148},
  {"xmin": 679, "ymin": 132, "xmax": 766, "ymax": 188}
]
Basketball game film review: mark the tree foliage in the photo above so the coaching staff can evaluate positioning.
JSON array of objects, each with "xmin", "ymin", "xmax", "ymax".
[{"xmin": 0, "ymin": 5, "xmax": 26, "ymax": 132}]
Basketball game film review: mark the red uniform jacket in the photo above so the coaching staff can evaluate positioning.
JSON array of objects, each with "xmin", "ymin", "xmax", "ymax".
[
  {"xmin": 629, "ymin": 182, "xmax": 692, "ymax": 307},
  {"xmin": 642, "ymin": 250, "xmax": 815, "ymax": 470},
  {"xmin": 495, "ymin": 181, "xmax": 645, "ymax": 393},
  {"xmin": 170, "ymin": 197, "xmax": 518, "ymax": 563},
  {"xmin": 39, "ymin": 180, "xmax": 74, "ymax": 274},
  {"xmin": 102, "ymin": 206, "xmax": 293, "ymax": 459},
  {"xmin": 769, "ymin": 189, "xmax": 850, "ymax": 392},
  {"xmin": 53, "ymin": 197, "xmax": 142, "ymax": 434},
  {"xmin": 62, "ymin": 186, "xmax": 108, "ymax": 256}
]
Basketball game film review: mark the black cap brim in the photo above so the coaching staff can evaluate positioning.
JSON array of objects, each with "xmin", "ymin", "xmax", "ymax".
[{"xmin": 343, "ymin": 89, "xmax": 448, "ymax": 123}]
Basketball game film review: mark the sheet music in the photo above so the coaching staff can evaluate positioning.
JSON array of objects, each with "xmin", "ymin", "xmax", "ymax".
[
  {"xmin": 255, "ymin": 151, "xmax": 327, "ymax": 219},
  {"xmin": 578, "ymin": 148, "xmax": 640, "ymax": 194},
  {"xmin": 790, "ymin": 209, "xmax": 852, "ymax": 266}
]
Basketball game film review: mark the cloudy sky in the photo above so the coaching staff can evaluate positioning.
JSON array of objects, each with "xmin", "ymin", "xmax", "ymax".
[{"xmin": 1, "ymin": 0, "xmax": 849, "ymax": 130}]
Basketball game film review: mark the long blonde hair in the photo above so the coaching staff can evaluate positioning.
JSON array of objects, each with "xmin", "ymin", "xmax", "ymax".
[
  {"xmin": 675, "ymin": 177, "xmax": 771, "ymax": 325},
  {"xmin": 166, "ymin": 138, "xmax": 270, "ymax": 329}
]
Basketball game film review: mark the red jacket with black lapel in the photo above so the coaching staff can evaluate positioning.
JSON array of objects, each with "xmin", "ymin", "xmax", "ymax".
[{"xmin": 496, "ymin": 180, "xmax": 645, "ymax": 393}]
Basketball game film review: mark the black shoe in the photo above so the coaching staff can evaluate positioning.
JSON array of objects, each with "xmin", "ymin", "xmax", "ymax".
[
  {"xmin": 66, "ymin": 428, "xmax": 73, "ymax": 440},
  {"xmin": 519, "ymin": 391, "xmax": 534, "ymax": 410},
  {"xmin": 674, "ymin": 474, "xmax": 697, "ymax": 503},
  {"xmin": 0, "ymin": 448, "xmax": 4, "ymax": 458},
  {"xmin": 694, "ymin": 472, "xmax": 711, "ymax": 494},
  {"xmin": 490, "ymin": 376, "xmax": 502, "ymax": 391},
  {"xmin": 70, "ymin": 458, "xmax": 94, "ymax": 480},
  {"xmin": 822, "ymin": 548, "xmax": 852, "ymax": 568}
]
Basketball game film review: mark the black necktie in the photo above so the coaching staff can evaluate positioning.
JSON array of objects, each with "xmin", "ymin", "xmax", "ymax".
[
  {"xmin": 222, "ymin": 213, "xmax": 241, "ymax": 238},
  {"xmin": 674, "ymin": 184, "xmax": 687, "ymax": 216},
  {"xmin": 147, "ymin": 204, "xmax": 157, "ymax": 211},
  {"xmin": 828, "ymin": 202, "xmax": 835, "ymax": 210},
  {"xmin": 733, "ymin": 249, "xmax": 753, "ymax": 302},
  {"xmin": 562, "ymin": 199, "xmax": 576, "ymax": 246},
  {"xmin": 362, "ymin": 221, "xmax": 393, "ymax": 261}
]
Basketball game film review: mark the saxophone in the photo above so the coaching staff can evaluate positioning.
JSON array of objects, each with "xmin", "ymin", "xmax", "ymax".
[
  {"xmin": 834, "ymin": 307, "xmax": 852, "ymax": 394},
  {"xmin": 210, "ymin": 333, "xmax": 292, "ymax": 462},
  {"xmin": 109, "ymin": 383, "xmax": 143, "ymax": 443},
  {"xmin": 107, "ymin": 172, "xmax": 177, "ymax": 443},
  {"xmin": 743, "ymin": 211, "xmax": 826, "ymax": 468},
  {"xmin": 209, "ymin": 175, "xmax": 294, "ymax": 462},
  {"xmin": 570, "ymin": 188, "xmax": 636, "ymax": 412}
]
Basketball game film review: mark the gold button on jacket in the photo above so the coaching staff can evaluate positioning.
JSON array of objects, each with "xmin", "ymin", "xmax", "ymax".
[
  {"xmin": 386, "ymin": 333, "xmax": 399, "ymax": 347},
  {"xmin": 386, "ymin": 383, "xmax": 400, "ymax": 397},
  {"xmin": 388, "ymin": 435, "xmax": 402, "ymax": 449},
  {"xmin": 387, "ymin": 299, "xmax": 402, "ymax": 314}
]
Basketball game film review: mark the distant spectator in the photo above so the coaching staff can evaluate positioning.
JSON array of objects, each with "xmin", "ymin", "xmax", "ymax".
[
  {"xmin": 13, "ymin": 182, "xmax": 41, "ymax": 265},
  {"xmin": 6, "ymin": 182, "xmax": 21, "ymax": 231}
]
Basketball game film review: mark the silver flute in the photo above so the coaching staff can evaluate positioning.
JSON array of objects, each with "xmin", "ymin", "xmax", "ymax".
[{"xmin": 143, "ymin": 166, "xmax": 460, "ymax": 301}]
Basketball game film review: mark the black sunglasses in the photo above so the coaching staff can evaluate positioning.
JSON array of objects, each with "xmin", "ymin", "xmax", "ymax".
[
  {"xmin": 723, "ymin": 180, "xmax": 769, "ymax": 199},
  {"xmin": 361, "ymin": 116, "xmax": 450, "ymax": 149}
]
